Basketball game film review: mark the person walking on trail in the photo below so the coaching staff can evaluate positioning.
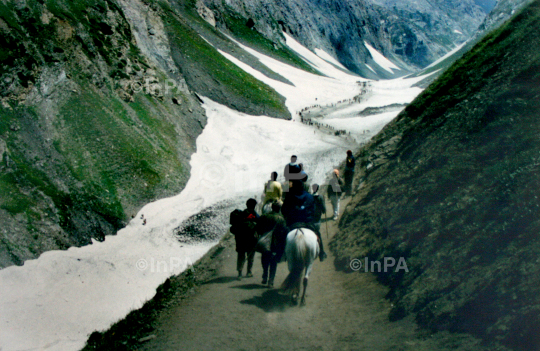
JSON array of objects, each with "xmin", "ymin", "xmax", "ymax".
[
  {"xmin": 256, "ymin": 202, "xmax": 287, "ymax": 288},
  {"xmin": 284, "ymin": 155, "xmax": 302, "ymax": 182},
  {"xmin": 344, "ymin": 150, "xmax": 356, "ymax": 197},
  {"xmin": 312, "ymin": 183, "xmax": 326, "ymax": 233},
  {"xmin": 281, "ymin": 179, "xmax": 327, "ymax": 262},
  {"xmin": 283, "ymin": 155, "xmax": 302, "ymax": 194},
  {"xmin": 262, "ymin": 172, "xmax": 283, "ymax": 207},
  {"xmin": 327, "ymin": 169, "xmax": 343, "ymax": 221},
  {"xmin": 232, "ymin": 198, "xmax": 259, "ymax": 280},
  {"xmin": 298, "ymin": 163, "xmax": 311, "ymax": 192}
]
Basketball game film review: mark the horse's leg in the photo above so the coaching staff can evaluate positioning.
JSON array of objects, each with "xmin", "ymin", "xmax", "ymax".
[
  {"xmin": 300, "ymin": 277, "xmax": 308, "ymax": 306},
  {"xmin": 291, "ymin": 268, "xmax": 302, "ymax": 305},
  {"xmin": 301, "ymin": 252, "xmax": 316, "ymax": 306}
]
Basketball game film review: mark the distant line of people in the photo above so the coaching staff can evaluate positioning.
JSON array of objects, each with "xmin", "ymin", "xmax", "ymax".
[
  {"xmin": 229, "ymin": 151, "xmax": 356, "ymax": 287},
  {"xmin": 296, "ymin": 83, "xmax": 370, "ymax": 117},
  {"xmin": 300, "ymin": 116, "xmax": 350, "ymax": 136}
]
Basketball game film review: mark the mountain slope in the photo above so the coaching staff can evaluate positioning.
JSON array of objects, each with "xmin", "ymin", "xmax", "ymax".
[
  {"xmin": 201, "ymin": 0, "xmax": 489, "ymax": 76},
  {"xmin": 0, "ymin": 0, "xmax": 295, "ymax": 268},
  {"xmin": 0, "ymin": 0, "xmax": 529, "ymax": 269},
  {"xmin": 0, "ymin": 0, "xmax": 204, "ymax": 267},
  {"xmin": 331, "ymin": 2, "xmax": 540, "ymax": 350},
  {"xmin": 479, "ymin": 0, "xmax": 534, "ymax": 32},
  {"xmin": 411, "ymin": 0, "xmax": 533, "ymax": 87}
]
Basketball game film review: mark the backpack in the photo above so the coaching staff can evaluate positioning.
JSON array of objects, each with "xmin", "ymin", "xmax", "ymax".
[
  {"xmin": 283, "ymin": 192, "xmax": 316, "ymax": 225},
  {"xmin": 229, "ymin": 209, "xmax": 244, "ymax": 235},
  {"xmin": 327, "ymin": 177, "xmax": 343, "ymax": 197},
  {"xmin": 230, "ymin": 209, "xmax": 258, "ymax": 235}
]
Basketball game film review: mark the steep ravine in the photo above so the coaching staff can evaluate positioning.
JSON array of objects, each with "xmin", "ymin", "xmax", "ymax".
[{"xmin": 0, "ymin": 0, "xmax": 529, "ymax": 277}]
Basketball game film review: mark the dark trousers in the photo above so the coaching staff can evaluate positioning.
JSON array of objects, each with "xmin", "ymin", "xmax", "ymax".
[
  {"xmin": 344, "ymin": 170, "xmax": 354, "ymax": 196},
  {"xmin": 261, "ymin": 252, "xmax": 278, "ymax": 283},
  {"xmin": 237, "ymin": 250, "xmax": 255, "ymax": 274},
  {"xmin": 315, "ymin": 230, "xmax": 325, "ymax": 254}
]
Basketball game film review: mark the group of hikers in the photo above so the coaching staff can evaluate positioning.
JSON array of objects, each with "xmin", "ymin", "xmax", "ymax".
[{"xmin": 229, "ymin": 151, "xmax": 356, "ymax": 288}]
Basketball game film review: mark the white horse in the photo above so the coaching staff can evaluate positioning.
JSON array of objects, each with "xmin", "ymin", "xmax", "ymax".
[{"xmin": 280, "ymin": 228, "xmax": 319, "ymax": 305}]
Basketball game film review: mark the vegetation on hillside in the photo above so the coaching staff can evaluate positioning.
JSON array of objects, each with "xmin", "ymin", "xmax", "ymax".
[
  {"xmin": 218, "ymin": 8, "xmax": 320, "ymax": 75},
  {"xmin": 1, "ymin": 0, "xmax": 334, "ymax": 266},
  {"xmin": 159, "ymin": 2, "xmax": 290, "ymax": 118},
  {"xmin": 0, "ymin": 0, "xmax": 203, "ymax": 266},
  {"xmin": 331, "ymin": 2, "xmax": 540, "ymax": 350}
]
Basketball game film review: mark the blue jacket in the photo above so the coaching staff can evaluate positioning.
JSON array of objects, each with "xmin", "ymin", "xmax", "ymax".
[{"xmin": 281, "ymin": 190, "xmax": 316, "ymax": 227}]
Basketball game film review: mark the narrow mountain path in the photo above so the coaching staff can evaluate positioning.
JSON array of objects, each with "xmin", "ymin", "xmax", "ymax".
[{"xmin": 139, "ymin": 198, "xmax": 483, "ymax": 351}]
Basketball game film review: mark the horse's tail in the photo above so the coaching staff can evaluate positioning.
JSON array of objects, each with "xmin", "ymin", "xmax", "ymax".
[
  {"xmin": 280, "ymin": 230, "xmax": 307, "ymax": 295},
  {"xmin": 280, "ymin": 266, "xmax": 303, "ymax": 295}
]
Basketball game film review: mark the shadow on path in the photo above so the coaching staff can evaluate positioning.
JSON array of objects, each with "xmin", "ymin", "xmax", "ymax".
[
  {"xmin": 231, "ymin": 283, "xmax": 268, "ymax": 290},
  {"xmin": 240, "ymin": 289, "xmax": 291, "ymax": 312},
  {"xmin": 201, "ymin": 276, "xmax": 239, "ymax": 285}
]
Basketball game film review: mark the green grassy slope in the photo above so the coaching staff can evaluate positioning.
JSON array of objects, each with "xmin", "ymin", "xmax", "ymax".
[
  {"xmin": 331, "ymin": 2, "xmax": 540, "ymax": 350},
  {"xmin": 162, "ymin": 4, "xmax": 289, "ymax": 118},
  {"xmin": 0, "ymin": 0, "xmax": 315, "ymax": 266},
  {"xmin": 152, "ymin": 0, "xmax": 295, "ymax": 119},
  {"xmin": 0, "ymin": 0, "xmax": 204, "ymax": 266},
  {"xmin": 218, "ymin": 8, "xmax": 320, "ymax": 75}
]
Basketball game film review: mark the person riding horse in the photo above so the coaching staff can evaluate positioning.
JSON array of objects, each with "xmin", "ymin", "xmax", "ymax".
[{"xmin": 281, "ymin": 179, "xmax": 327, "ymax": 261}]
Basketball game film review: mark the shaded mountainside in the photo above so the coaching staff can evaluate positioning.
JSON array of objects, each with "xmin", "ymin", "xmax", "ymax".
[
  {"xmin": 202, "ymin": 0, "xmax": 488, "ymax": 77},
  {"xmin": 411, "ymin": 0, "xmax": 532, "ymax": 87},
  {"xmin": 330, "ymin": 2, "xmax": 540, "ymax": 350},
  {"xmin": 0, "ymin": 0, "xmax": 293, "ymax": 268},
  {"xmin": 478, "ymin": 0, "xmax": 534, "ymax": 32}
]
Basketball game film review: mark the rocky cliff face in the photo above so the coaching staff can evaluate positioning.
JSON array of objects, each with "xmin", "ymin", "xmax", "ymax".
[
  {"xmin": 478, "ymin": 0, "xmax": 534, "ymax": 32},
  {"xmin": 0, "ymin": 0, "xmax": 291, "ymax": 268},
  {"xmin": 408, "ymin": 0, "xmax": 533, "ymax": 88},
  {"xmin": 474, "ymin": 0, "xmax": 497, "ymax": 13},
  {"xmin": 202, "ymin": 0, "xmax": 489, "ymax": 76},
  {"xmin": 330, "ymin": 2, "xmax": 540, "ymax": 349},
  {"xmin": 0, "ymin": 0, "xmax": 208, "ymax": 267}
]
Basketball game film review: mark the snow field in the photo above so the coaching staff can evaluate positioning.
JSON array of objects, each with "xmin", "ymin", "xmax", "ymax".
[
  {"xmin": 364, "ymin": 41, "xmax": 401, "ymax": 74},
  {"xmin": 0, "ymin": 29, "xmax": 431, "ymax": 351}
]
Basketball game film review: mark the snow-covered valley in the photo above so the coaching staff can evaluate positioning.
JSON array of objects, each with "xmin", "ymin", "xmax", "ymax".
[{"xmin": 0, "ymin": 33, "xmax": 431, "ymax": 351}]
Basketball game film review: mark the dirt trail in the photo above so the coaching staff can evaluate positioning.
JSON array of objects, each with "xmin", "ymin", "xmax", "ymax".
[{"xmin": 139, "ymin": 199, "xmax": 481, "ymax": 351}]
